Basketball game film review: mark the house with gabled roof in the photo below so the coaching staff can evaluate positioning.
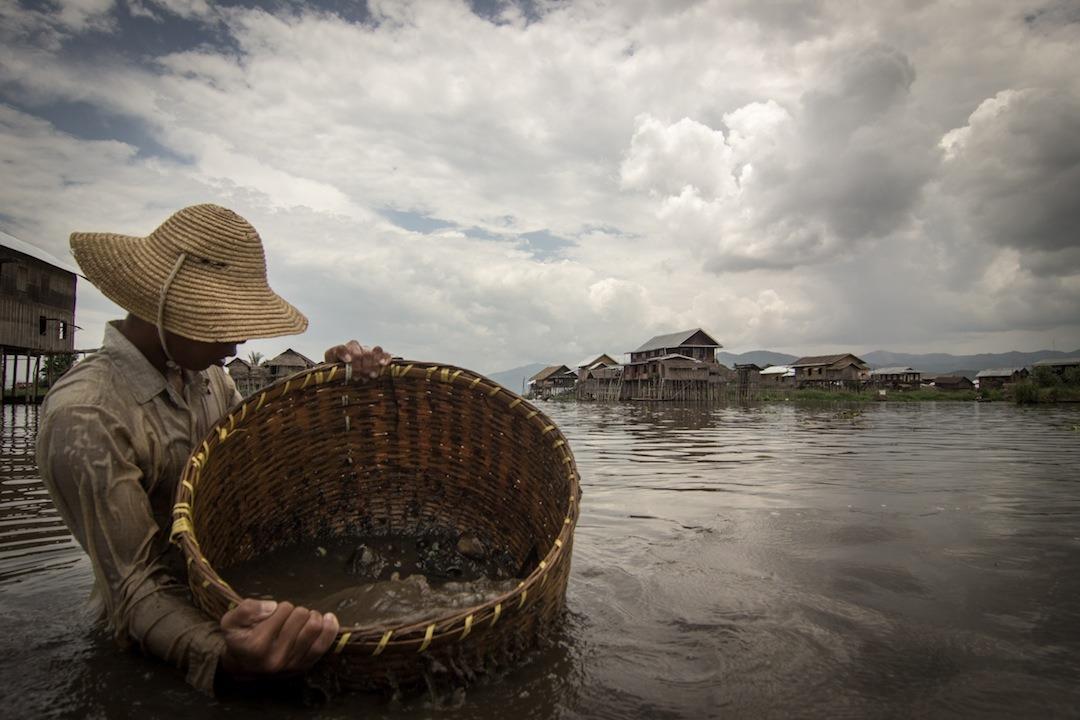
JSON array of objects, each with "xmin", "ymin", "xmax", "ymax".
[
  {"xmin": 265, "ymin": 348, "xmax": 317, "ymax": 381},
  {"xmin": 924, "ymin": 374, "xmax": 974, "ymax": 392},
  {"xmin": 574, "ymin": 353, "xmax": 620, "ymax": 377},
  {"xmin": 870, "ymin": 366, "xmax": 921, "ymax": 390},
  {"xmin": 622, "ymin": 328, "xmax": 725, "ymax": 400},
  {"xmin": 975, "ymin": 367, "xmax": 1028, "ymax": 391},
  {"xmin": 226, "ymin": 356, "xmax": 272, "ymax": 397},
  {"xmin": 2, "ymin": 231, "xmax": 80, "ymax": 404},
  {"xmin": 527, "ymin": 364, "xmax": 577, "ymax": 398},
  {"xmin": 760, "ymin": 365, "xmax": 795, "ymax": 386},
  {"xmin": 1031, "ymin": 357, "xmax": 1080, "ymax": 382},
  {"xmin": 790, "ymin": 353, "xmax": 869, "ymax": 388},
  {"xmin": 573, "ymin": 354, "xmax": 623, "ymax": 401}
]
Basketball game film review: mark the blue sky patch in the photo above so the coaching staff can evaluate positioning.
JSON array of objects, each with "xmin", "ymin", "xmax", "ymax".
[
  {"xmin": 380, "ymin": 209, "xmax": 457, "ymax": 234},
  {"xmin": 3, "ymin": 97, "xmax": 193, "ymax": 163}
]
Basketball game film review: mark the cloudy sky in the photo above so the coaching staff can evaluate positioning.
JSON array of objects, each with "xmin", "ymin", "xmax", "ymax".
[{"xmin": 1, "ymin": 0, "xmax": 1078, "ymax": 373}]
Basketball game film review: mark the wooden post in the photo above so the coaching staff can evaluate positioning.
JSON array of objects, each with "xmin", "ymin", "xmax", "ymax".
[
  {"xmin": 0, "ymin": 347, "xmax": 5, "ymax": 409},
  {"xmin": 24, "ymin": 353, "xmax": 31, "ymax": 406},
  {"xmin": 32, "ymin": 354, "xmax": 41, "ymax": 407}
]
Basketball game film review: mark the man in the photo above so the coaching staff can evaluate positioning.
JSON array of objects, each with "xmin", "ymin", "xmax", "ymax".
[{"xmin": 35, "ymin": 204, "xmax": 391, "ymax": 693}]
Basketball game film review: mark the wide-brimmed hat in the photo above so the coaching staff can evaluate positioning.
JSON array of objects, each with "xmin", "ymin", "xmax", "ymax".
[{"xmin": 71, "ymin": 204, "xmax": 308, "ymax": 342}]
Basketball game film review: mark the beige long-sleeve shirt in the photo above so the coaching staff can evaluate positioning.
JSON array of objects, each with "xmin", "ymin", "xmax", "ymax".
[{"xmin": 36, "ymin": 321, "xmax": 243, "ymax": 694}]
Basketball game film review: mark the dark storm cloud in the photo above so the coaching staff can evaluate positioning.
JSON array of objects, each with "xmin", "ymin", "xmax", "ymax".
[
  {"xmin": 789, "ymin": 45, "xmax": 935, "ymax": 243},
  {"xmin": 941, "ymin": 88, "xmax": 1080, "ymax": 275},
  {"xmin": 708, "ymin": 44, "xmax": 939, "ymax": 271},
  {"xmin": 802, "ymin": 45, "xmax": 917, "ymax": 140}
]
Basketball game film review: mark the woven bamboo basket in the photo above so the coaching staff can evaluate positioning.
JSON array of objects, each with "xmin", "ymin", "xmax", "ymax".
[{"xmin": 170, "ymin": 360, "xmax": 581, "ymax": 690}]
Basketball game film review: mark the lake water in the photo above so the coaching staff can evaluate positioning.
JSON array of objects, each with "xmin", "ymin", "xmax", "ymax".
[{"xmin": 1, "ymin": 401, "xmax": 1079, "ymax": 719}]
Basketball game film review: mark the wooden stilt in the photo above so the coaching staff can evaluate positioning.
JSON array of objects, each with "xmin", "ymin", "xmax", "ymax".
[{"xmin": 32, "ymin": 354, "xmax": 40, "ymax": 407}]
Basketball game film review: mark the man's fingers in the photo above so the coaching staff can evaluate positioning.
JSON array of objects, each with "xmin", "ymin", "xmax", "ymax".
[
  {"xmin": 304, "ymin": 613, "xmax": 340, "ymax": 665},
  {"xmin": 221, "ymin": 598, "xmax": 277, "ymax": 631},
  {"xmin": 284, "ymin": 610, "xmax": 325, "ymax": 670},
  {"xmin": 220, "ymin": 604, "xmax": 343, "ymax": 676},
  {"xmin": 274, "ymin": 604, "xmax": 312, "ymax": 649},
  {"xmin": 323, "ymin": 340, "xmax": 392, "ymax": 378},
  {"xmin": 246, "ymin": 600, "xmax": 295, "ymax": 651}
]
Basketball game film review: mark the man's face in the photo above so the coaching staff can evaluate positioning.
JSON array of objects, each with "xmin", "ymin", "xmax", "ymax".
[{"xmin": 168, "ymin": 332, "xmax": 243, "ymax": 371}]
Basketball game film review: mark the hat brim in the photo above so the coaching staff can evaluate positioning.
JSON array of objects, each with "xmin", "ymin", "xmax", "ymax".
[{"xmin": 71, "ymin": 231, "xmax": 308, "ymax": 343}]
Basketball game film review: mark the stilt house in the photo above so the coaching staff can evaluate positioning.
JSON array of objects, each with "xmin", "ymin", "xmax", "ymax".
[
  {"xmin": 791, "ymin": 354, "xmax": 870, "ymax": 389},
  {"xmin": 1, "ymin": 231, "xmax": 79, "ymax": 404},
  {"xmin": 622, "ymin": 328, "xmax": 725, "ymax": 400}
]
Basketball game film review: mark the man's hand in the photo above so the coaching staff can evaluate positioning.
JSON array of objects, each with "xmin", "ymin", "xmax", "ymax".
[
  {"xmin": 324, "ymin": 340, "xmax": 392, "ymax": 379},
  {"xmin": 219, "ymin": 599, "xmax": 340, "ymax": 677}
]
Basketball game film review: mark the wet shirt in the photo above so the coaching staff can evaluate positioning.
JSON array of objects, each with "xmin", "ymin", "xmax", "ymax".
[{"xmin": 36, "ymin": 321, "xmax": 242, "ymax": 694}]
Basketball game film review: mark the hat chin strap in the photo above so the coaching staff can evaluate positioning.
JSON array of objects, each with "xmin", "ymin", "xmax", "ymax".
[{"xmin": 157, "ymin": 252, "xmax": 188, "ymax": 370}]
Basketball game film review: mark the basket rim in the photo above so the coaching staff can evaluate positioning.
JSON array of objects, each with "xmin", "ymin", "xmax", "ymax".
[{"xmin": 171, "ymin": 359, "xmax": 582, "ymax": 656}]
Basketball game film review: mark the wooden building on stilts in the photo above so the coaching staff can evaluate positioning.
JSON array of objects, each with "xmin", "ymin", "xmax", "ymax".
[
  {"xmin": 622, "ymin": 328, "xmax": 726, "ymax": 401},
  {"xmin": 1, "ymin": 231, "xmax": 79, "ymax": 410},
  {"xmin": 574, "ymin": 353, "xmax": 622, "ymax": 401}
]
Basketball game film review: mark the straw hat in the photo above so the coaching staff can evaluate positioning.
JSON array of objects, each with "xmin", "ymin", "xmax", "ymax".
[{"xmin": 71, "ymin": 204, "xmax": 308, "ymax": 342}]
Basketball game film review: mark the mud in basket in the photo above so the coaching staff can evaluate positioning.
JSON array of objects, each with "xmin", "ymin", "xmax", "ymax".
[{"xmin": 170, "ymin": 360, "xmax": 581, "ymax": 690}]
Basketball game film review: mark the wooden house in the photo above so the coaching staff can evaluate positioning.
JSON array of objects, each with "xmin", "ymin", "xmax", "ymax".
[
  {"xmin": 975, "ymin": 367, "xmax": 1029, "ymax": 391},
  {"xmin": 622, "ymin": 328, "xmax": 724, "ymax": 400},
  {"xmin": 1031, "ymin": 357, "xmax": 1080, "ymax": 380},
  {"xmin": 574, "ymin": 354, "xmax": 622, "ymax": 401},
  {"xmin": 869, "ymin": 366, "xmax": 921, "ymax": 390},
  {"xmin": 574, "ymin": 353, "xmax": 620, "ymax": 377},
  {"xmin": 733, "ymin": 363, "xmax": 761, "ymax": 400},
  {"xmin": 924, "ymin": 374, "xmax": 974, "ymax": 392},
  {"xmin": 1, "ymin": 231, "xmax": 79, "ymax": 404},
  {"xmin": 760, "ymin": 365, "xmax": 794, "ymax": 386},
  {"xmin": 790, "ymin": 353, "xmax": 870, "ymax": 389},
  {"xmin": 528, "ymin": 364, "xmax": 576, "ymax": 398},
  {"xmin": 226, "ymin": 357, "xmax": 272, "ymax": 397},
  {"xmin": 264, "ymin": 348, "xmax": 317, "ymax": 382}
]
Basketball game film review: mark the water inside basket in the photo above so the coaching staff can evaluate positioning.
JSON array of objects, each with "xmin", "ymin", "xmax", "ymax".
[{"xmin": 222, "ymin": 528, "xmax": 526, "ymax": 627}]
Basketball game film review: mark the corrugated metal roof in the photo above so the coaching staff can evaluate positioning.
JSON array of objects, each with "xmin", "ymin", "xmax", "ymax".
[
  {"xmin": 530, "ymin": 364, "xmax": 571, "ymax": 382},
  {"xmin": 929, "ymin": 374, "xmax": 971, "ymax": 384},
  {"xmin": 631, "ymin": 328, "xmax": 721, "ymax": 353},
  {"xmin": 266, "ymin": 348, "xmax": 316, "ymax": 367},
  {"xmin": 1032, "ymin": 357, "xmax": 1080, "ymax": 367},
  {"xmin": 871, "ymin": 366, "xmax": 919, "ymax": 375},
  {"xmin": 760, "ymin": 365, "xmax": 793, "ymax": 375},
  {"xmin": 0, "ymin": 230, "xmax": 82, "ymax": 276},
  {"xmin": 790, "ymin": 353, "xmax": 867, "ymax": 368},
  {"xmin": 975, "ymin": 368, "xmax": 1025, "ymax": 378},
  {"xmin": 573, "ymin": 353, "xmax": 619, "ymax": 369}
]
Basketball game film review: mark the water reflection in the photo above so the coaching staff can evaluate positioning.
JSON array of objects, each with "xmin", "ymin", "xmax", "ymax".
[{"xmin": 2, "ymin": 401, "xmax": 1079, "ymax": 718}]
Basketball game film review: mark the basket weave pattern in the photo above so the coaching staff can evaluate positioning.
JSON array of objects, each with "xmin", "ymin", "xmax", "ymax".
[{"xmin": 171, "ymin": 361, "xmax": 581, "ymax": 688}]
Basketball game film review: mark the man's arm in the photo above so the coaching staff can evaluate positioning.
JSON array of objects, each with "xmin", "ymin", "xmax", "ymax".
[
  {"xmin": 37, "ymin": 403, "xmax": 227, "ymax": 692},
  {"xmin": 37, "ymin": 404, "xmax": 340, "ymax": 692}
]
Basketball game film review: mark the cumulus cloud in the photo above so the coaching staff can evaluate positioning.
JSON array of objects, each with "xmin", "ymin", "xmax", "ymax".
[
  {"xmin": 939, "ymin": 88, "xmax": 1080, "ymax": 275},
  {"xmin": 621, "ymin": 43, "xmax": 942, "ymax": 274}
]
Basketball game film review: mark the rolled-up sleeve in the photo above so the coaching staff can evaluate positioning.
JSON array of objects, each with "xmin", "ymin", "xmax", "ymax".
[{"xmin": 36, "ymin": 404, "xmax": 225, "ymax": 694}]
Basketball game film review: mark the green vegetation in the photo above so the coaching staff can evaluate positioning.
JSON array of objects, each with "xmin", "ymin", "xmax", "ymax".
[
  {"xmin": 1009, "ymin": 366, "xmax": 1080, "ymax": 404},
  {"xmin": 759, "ymin": 388, "xmax": 998, "ymax": 403},
  {"xmin": 40, "ymin": 353, "xmax": 76, "ymax": 387}
]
